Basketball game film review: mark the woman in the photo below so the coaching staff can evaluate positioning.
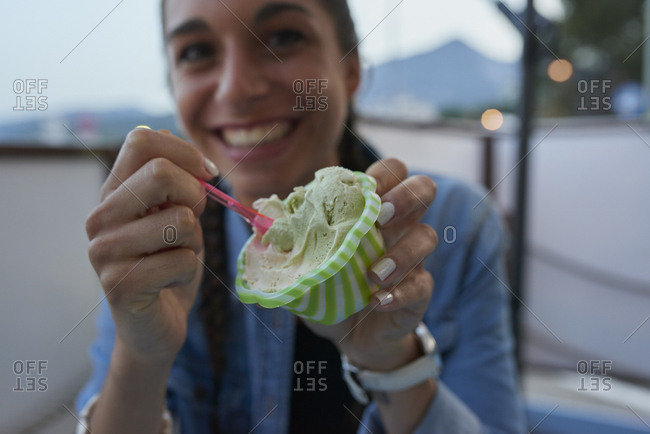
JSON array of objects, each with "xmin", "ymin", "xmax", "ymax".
[{"xmin": 77, "ymin": 0, "xmax": 526, "ymax": 432}]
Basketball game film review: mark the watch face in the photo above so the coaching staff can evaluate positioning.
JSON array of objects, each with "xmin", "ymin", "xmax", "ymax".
[{"xmin": 415, "ymin": 322, "xmax": 437, "ymax": 355}]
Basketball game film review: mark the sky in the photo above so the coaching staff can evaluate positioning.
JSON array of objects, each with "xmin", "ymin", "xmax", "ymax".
[{"xmin": 0, "ymin": 0, "xmax": 563, "ymax": 124}]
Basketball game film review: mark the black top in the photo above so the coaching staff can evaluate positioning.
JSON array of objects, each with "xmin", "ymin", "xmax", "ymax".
[{"xmin": 289, "ymin": 320, "xmax": 366, "ymax": 433}]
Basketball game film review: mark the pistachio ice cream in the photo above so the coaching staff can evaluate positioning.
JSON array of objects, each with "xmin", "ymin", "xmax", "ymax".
[
  {"xmin": 244, "ymin": 167, "xmax": 366, "ymax": 292},
  {"xmin": 236, "ymin": 167, "xmax": 385, "ymax": 324}
]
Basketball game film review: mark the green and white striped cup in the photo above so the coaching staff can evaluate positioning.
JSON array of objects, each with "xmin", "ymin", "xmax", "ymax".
[{"xmin": 235, "ymin": 172, "xmax": 385, "ymax": 325}]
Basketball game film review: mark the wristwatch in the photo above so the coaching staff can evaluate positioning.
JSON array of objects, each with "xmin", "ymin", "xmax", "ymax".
[{"xmin": 341, "ymin": 322, "xmax": 441, "ymax": 404}]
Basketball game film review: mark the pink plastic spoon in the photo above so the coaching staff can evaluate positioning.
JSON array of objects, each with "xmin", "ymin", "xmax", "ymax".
[{"xmin": 197, "ymin": 178, "xmax": 273, "ymax": 235}]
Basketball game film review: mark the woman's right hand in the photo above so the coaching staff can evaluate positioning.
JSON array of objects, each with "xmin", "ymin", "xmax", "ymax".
[{"xmin": 86, "ymin": 127, "xmax": 217, "ymax": 367}]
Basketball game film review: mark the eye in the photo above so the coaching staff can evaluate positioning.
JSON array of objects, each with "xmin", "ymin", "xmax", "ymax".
[
  {"xmin": 177, "ymin": 42, "xmax": 214, "ymax": 64},
  {"xmin": 267, "ymin": 29, "xmax": 305, "ymax": 49}
]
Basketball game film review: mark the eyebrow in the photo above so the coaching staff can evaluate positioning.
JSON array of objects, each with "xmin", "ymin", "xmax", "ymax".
[
  {"xmin": 166, "ymin": 18, "xmax": 210, "ymax": 42},
  {"xmin": 254, "ymin": 2, "xmax": 310, "ymax": 24}
]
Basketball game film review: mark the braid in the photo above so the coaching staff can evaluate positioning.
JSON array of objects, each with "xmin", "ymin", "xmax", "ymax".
[
  {"xmin": 196, "ymin": 117, "xmax": 376, "ymax": 426},
  {"xmin": 198, "ymin": 179, "xmax": 230, "ymax": 433}
]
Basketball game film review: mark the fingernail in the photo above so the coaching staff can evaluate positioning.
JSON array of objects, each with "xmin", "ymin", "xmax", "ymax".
[
  {"xmin": 371, "ymin": 257, "xmax": 396, "ymax": 281},
  {"xmin": 135, "ymin": 125, "xmax": 151, "ymax": 130},
  {"xmin": 375, "ymin": 290, "xmax": 394, "ymax": 306},
  {"xmin": 204, "ymin": 157, "xmax": 220, "ymax": 177},
  {"xmin": 377, "ymin": 202, "xmax": 395, "ymax": 226}
]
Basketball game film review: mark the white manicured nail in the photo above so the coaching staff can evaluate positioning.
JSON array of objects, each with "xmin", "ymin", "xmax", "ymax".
[
  {"xmin": 377, "ymin": 202, "xmax": 395, "ymax": 226},
  {"xmin": 375, "ymin": 290, "xmax": 394, "ymax": 306},
  {"xmin": 204, "ymin": 157, "xmax": 220, "ymax": 177},
  {"xmin": 135, "ymin": 125, "xmax": 151, "ymax": 130},
  {"xmin": 372, "ymin": 257, "xmax": 396, "ymax": 281}
]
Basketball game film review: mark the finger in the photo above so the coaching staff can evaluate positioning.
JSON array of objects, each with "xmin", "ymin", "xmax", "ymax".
[
  {"xmin": 101, "ymin": 128, "xmax": 218, "ymax": 200},
  {"xmin": 371, "ymin": 268, "xmax": 434, "ymax": 313},
  {"xmin": 88, "ymin": 205, "xmax": 203, "ymax": 267},
  {"xmin": 88, "ymin": 158, "xmax": 208, "ymax": 236},
  {"xmin": 378, "ymin": 175, "xmax": 437, "ymax": 244},
  {"xmin": 366, "ymin": 158, "xmax": 407, "ymax": 196},
  {"xmin": 98, "ymin": 249, "xmax": 200, "ymax": 303},
  {"xmin": 369, "ymin": 223, "xmax": 438, "ymax": 284}
]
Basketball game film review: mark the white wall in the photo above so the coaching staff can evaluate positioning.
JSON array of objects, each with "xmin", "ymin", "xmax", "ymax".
[
  {"xmin": 0, "ymin": 155, "xmax": 105, "ymax": 432},
  {"xmin": 521, "ymin": 122, "xmax": 650, "ymax": 379}
]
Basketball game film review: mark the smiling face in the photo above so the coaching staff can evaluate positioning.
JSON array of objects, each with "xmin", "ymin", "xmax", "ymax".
[{"xmin": 163, "ymin": 0, "xmax": 360, "ymax": 207}]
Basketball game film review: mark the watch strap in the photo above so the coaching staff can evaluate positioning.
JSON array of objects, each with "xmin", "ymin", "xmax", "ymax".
[
  {"xmin": 341, "ymin": 322, "xmax": 440, "ymax": 404},
  {"xmin": 354, "ymin": 353, "xmax": 439, "ymax": 392}
]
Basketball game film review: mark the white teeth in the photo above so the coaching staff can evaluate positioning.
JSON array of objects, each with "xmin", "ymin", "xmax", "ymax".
[{"xmin": 223, "ymin": 122, "xmax": 292, "ymax": 148}]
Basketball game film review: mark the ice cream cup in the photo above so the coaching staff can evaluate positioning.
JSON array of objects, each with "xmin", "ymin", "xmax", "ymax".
[{"xmin": 235, "ymin": 172, "xmax": 385, "ymax": 325}]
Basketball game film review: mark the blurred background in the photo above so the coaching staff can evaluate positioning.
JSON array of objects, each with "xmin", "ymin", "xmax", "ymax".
[{"xmin": 1, "ymin": 0, "xmax": 649, "ymax": 432}]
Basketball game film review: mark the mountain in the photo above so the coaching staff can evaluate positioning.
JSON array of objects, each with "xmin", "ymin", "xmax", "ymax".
[{"xmin": 356, "ymin": 39, "xmax": 520, "ymax": 120}]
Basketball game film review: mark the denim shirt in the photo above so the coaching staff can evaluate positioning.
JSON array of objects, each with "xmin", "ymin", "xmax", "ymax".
[{"xmin": 76, "ymin": 174, "xmax": 526, "ymax": 433}]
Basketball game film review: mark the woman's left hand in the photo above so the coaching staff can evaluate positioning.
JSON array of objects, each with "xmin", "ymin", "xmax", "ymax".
[{"xmin": 306, "ymin": 158, "xmax": 438, "ymax": 371}]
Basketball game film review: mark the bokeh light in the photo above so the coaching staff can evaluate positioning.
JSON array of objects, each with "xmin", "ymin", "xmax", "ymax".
[
  {"xmin": 481, "ymin": 109, "xmax": 504, "ymax": 131},
  {"xmin": 547, "ymin": 59, "xmax": 574, "ymax": 82}
]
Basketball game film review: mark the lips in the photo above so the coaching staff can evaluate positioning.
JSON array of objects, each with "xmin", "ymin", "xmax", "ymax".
[
  {"xmin": 220, "ymin": 121, "xmax": 294, "ymax": 148},
  {"xmin": 210, "ymin": 119, "xmax": 299, "ymax": 164}
]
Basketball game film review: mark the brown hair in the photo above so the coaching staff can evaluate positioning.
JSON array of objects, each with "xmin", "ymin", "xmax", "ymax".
[
  {"xmin": 163, "ymin": 1, "xmax": 370, "ymax": 431},
  {"xmin": 199, "ymin": 132, "xmax": 374, "ymax": 430}
]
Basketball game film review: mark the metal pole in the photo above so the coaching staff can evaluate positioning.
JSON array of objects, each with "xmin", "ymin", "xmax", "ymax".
[
  {"xmin": 482, "ymin": 135, "xmax": 494, "ymax": 190},
  {"xmin": 644, "ymin": 0, "xmax": 650, "ymax": 118},
  {"xmin": 510, "ymin": 0, "xmax": 537, "ymax": 363}
]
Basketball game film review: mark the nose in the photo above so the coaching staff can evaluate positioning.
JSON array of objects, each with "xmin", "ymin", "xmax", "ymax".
[{"xmin": 215, "ymin": 46, "xmax": 270, "ymax": 108}]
